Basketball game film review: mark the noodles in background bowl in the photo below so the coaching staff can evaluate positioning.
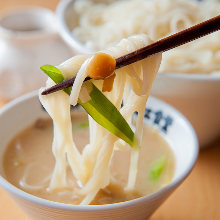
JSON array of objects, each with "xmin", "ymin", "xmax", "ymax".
[{"xmin": 71, "ymin": 0, "xmax": 220, "ymax": 74}]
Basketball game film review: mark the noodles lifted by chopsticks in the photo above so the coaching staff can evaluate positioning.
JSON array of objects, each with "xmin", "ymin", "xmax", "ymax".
[{"xmin": 39, "ymin": 34, "xmax": 162, "ymax": 205}]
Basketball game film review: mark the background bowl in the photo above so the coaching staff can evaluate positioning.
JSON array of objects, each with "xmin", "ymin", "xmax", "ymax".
[
  {"xmin": 0, "ymin": 92, "xmax": 198, "ymax": 220},
  {"xmin": 56, "ymin": 0, "xmax": 220, "ymax": 147}
]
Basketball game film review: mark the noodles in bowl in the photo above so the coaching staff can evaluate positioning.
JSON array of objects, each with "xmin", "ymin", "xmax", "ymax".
[{"xmin": 3, "ymin": 34, "xmax": 177, "ymax": 206}]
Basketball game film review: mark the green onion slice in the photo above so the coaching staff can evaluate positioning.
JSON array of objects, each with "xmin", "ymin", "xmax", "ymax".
[
  {"xmin": 40, "ymin": 65, "xmax": 64, "ymax": 83},
  {"xmin": 40, "ymin": 65, "xmax": 136, "ymax": 147},
  {"xmin": 149, "ymin": 156, "xmax": 167, "ymax": 181}
]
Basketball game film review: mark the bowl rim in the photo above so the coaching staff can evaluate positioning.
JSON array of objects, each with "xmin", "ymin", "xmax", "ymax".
[
  {"xmin": 0, "ymin": 91, "xmax": 199, "ymax": 211},
  {"xmin": 56, "ymin": 0, "xmax": 220, "ymax": 80}
]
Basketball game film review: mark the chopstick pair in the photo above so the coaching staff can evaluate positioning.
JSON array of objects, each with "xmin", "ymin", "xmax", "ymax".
[{"xmin": 42, "ymin": 15, "xmax": 220, "ymax": 95}]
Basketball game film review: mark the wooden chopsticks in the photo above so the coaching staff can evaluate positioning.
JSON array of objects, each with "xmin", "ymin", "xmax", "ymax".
[{"xmin": 42, "ymin": 15, "xmax": 220, "ymax": 95}]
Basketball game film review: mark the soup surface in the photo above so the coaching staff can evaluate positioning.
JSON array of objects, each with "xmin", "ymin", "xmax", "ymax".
[{"xmin": 3, "ymin": 111, "xmax": 175, "ymax": 205}]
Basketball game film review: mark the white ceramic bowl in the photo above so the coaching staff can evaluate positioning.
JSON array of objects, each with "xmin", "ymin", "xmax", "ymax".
[
  {"xmin": 0, "ymin": 91, "xmax": 198, "ymax": 220},
  {"xmin": 55, "ymin": 0, "xmax": 220, "ymax": 147}
]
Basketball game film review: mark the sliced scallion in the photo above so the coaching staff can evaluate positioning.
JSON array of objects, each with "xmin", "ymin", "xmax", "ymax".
[{"xmin": 149, "ymin": 156, "xmax": 167, "ymax": 181}]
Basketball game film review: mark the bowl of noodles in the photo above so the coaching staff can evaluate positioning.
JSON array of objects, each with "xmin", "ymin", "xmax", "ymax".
[
  {"xmin": 56, "ymin": 0, "xmax": 220, "ymax": 147},
  {"xmin": 0, "ymin": 30, "xmax": 200, "ymax": 219},
  {"xmin": 0, "ymin": 91, "xmax": 198, "ymax": 220}
]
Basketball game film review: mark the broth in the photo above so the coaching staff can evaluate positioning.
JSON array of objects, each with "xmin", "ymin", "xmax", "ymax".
[{"xmin": 3, "ymin": 112, "xmax": 175, "ymax": 205}]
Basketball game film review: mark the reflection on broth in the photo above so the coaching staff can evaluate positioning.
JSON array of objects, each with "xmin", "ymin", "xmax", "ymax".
[{"xmin": 3, "ymin": 112, "xmax": 175, "ymax": 205}]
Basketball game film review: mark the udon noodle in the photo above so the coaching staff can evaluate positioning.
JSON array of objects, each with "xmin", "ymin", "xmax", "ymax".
[
  {"xmin": 72, "ymin": 0, "xmax": 220, "ymax": 74},
  {"xmin": 37, "ymin": 34, "xmax": 161, "ymax": 205}
]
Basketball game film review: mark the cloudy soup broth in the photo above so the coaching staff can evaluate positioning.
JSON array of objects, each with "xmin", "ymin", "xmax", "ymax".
[{"xmin": 3, "ymin": 111, "xmax": 175, "ymax": 205}]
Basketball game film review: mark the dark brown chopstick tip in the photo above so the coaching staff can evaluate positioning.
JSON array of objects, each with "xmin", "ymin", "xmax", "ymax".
[
  {"xmin": 41, "ymin": 78, "xmax": 75, "ymax": 95},
  {"xmin": 41, "ymin": 90, "xmax": 50, "ymax": 95}
]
